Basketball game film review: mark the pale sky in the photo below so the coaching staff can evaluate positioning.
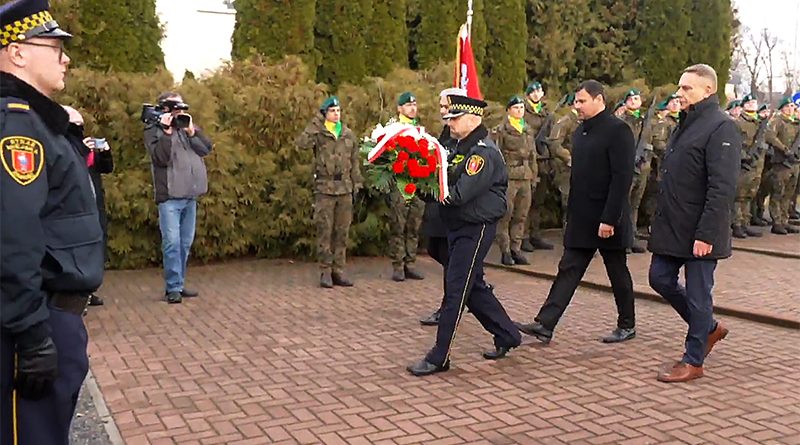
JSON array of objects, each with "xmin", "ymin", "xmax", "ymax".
[{"xmin": 733, "ymin": 0, "xmax": 799, "ymax": 91}]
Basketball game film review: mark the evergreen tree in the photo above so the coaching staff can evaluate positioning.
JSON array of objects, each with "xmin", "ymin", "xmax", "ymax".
[
  {"xmin": 231, "ymin": 0, "xmax": 316, "ymax": 73},
  {"xmin": 71, "ymin": 0, "xmax": 163, "ymax": 72},
  {"xmin": 315, "ymin": 0, "xmax": 372, "ymax": 86},
  {"xmin": 410, "ymin": 0, "xmax": 460, "ymax": 70},
  {"xmin": 365, "ymin": 0, "xmax": 408, "ymax": 76},
  {"xmin": 631, "ymin": 0, "xmax": 691, "ymax": 87},
  {"xmin": 526, "ymin": 0, "xmax": 590, "ymax": 92},
  {"xmin": 686, "ymin": 0, "xmax": 735, "ymax": 95},
  {"xmin": 573, "ymin": 0, "xmax": 634, "ymax": 85},
  {"xmin": 483, "ymin": 0, "xmax": 527, "ymax": 101}
]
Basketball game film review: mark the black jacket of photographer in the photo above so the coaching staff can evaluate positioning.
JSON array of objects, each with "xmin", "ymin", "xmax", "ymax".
[
  {"xmin": 0, "ymin": 72, "xmax": 104, "ymax": 348},
  {"xmin": 648, "ymin": 96, "xmax": 741, "ymax": 259},
  {"xmin": 143, "ymin": 119, "xmax": 212, "ymax": 204},
  {"xmin": 439, "ymin": 124, "xmax": 508, "ymax": 228}
]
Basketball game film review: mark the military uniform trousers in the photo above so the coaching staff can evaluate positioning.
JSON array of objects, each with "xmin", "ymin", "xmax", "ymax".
[
  {"xmin": 1, "ymin": 303, "xmax": 89, "ymax": 445},
  {"xmin": 791, "ymin": 165, "xmax": 800, "ymax": 217},
  {"xmin": 314, "ymin": 193, "xmax": 353, "ymax": 274},
  {"xmin": 753, "ymin": 162, "xmax": 772, "ymax": 221},
  {"xmin": 527, "ymin": 159, "xmax": 550, "ymax": 238},
  {"xmin": 629, "ymin": 164, "xmax": 652, "ymax": 232},
  {"xmin": 426, "ymin": 223, "xmax": 521, "ymax": 367},
  {"xmin": 552, "ymin": 162, "xmax": 571, "ymax": 226},
  {"xmin": 764, "ymin": 165, "xmax": 796, "ymax": 225},
  {"xmin": 733, "ymin": 166, "xmax": 760, "ymax": 227},
  {"xmin": 497, "ymin": 179, "xmax": 533, "ymax": 253},
  {"xmin": 388, "ymin": 192, "xmax": 425, "ymax": 269}
]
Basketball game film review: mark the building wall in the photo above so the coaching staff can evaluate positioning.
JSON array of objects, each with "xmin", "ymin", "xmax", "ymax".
[{"xmin": 157, "ymin": 0, "xmax": 235, "ymax": 81}]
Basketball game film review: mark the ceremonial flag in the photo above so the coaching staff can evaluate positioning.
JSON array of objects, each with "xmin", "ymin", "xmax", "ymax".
[{"xmin": 453, "ymin": 20, "xmax": 482, "ymax": 99}]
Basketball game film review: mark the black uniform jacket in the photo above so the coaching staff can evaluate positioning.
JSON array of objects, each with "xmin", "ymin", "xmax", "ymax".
[
  {"xmin": 648, "ymin": 96, "xmax": 741, "ymax": 259},
  {"xmin": 564, "ymin": 108, "xmax": 635, "ymax": 250},
  {"xmin": 0, "ymin": 72, "xmax": 104, "ymax": 347}
]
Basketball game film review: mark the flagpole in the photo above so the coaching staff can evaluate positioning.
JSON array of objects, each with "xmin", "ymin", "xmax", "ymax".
[{"xmin": 466, "ymin": 0, "xmax": 473, "ymax": 37}]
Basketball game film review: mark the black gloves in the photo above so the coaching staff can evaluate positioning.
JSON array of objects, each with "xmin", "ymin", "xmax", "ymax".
[{"xmin": 15, "ymin": 336, "xmax": 58, "ymax": 400}]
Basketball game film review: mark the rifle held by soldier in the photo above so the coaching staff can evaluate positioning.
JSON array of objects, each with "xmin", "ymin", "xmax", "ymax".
[
  {"xmin": 633, "ymin": 95, "xmax": 658, "ymax": 175},
  {"xmin": 534, "ymin": 94, "xmax": 570, "ymax": 159},
  {"xmin": 742, "ymin": 118, "xmax": 769, "ymax": 171}
]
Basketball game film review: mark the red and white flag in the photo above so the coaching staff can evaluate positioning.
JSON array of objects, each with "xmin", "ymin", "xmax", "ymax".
[{"xmin": 453, "ymin": 24, "xmax": 482, "ymax": 99}]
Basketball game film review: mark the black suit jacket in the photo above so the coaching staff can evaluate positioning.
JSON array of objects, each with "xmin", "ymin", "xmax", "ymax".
[{"xmin": 564, "ymin": 108, "xmax": 635, "ymax": 250}]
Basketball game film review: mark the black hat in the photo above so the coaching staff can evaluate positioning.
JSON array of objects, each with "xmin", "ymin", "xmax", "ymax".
[
  {"xmin": 506, "ymin": 95, "xmax": 524, "ymax": 109},
  {"xmin": 0, "ymin": 0, "xmax": 71, "ymax": 48},
  {"xmin": 443, "ymin": 95, "xmax": 487, "ymax": 119}
]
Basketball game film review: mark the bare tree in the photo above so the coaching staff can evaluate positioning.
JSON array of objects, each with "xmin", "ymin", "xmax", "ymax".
[
  {"xmin": 759, "ymin": 28, "xmax": 779, "ymax": 103},
  {"xmin": 735, "ymin": 26, "xmax": 764, "ymax": 95},
  {"xmin": 782, "ymin": 50, "xmax": 797, "ymax": 94}
]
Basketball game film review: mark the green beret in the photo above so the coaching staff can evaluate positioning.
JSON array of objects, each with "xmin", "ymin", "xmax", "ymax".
[
  {"xmin": 623, "ymin": 88, "xmax": 641, "ymax": 101},
  {"xmin": 778, "ymin": 96, "xmax": 793, "ymax": 110},
  {"xmin": 525, "ymin": 81, "xmax": 543, "ymax": 95},
  {"xmin": 725, "ymin": 100, "xmax": 741, "ymax": 110},
  {"xmin": 758, "ymin": 104, "xmax": 768, "ymax": 113},
  {"xmin": 563, "ymin": 92, "xmax": 575, "ymax": 106},
  {"xmin": 741, "ymin": 93, "xmax": 756, "ymax": 104},
  {"xmin": 656, "ymin": 100, "xmax": 669, "ymax": 111},
  {"xmin": 614, "ymin": 101, "xmax": 626, "ymax": 111},
  {"xmin": 320, "ymin": 96, "xmax": 340, "ymax": 114},
  {"xmin": 397, "ymin": 92, "xmax": 416, "ymax": 106},
  {"xmin": 506, "ymin": 95, "xmax": 524, "ymax": 109},
  {"xmin": 667, "ymin": 93, "xmax": 679, "ymax": 101}
]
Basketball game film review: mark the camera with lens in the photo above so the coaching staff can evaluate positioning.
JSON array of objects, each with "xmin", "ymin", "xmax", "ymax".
[{"xmin": 140, "ymin": 100, "xmax": 192, "ymax": 129}]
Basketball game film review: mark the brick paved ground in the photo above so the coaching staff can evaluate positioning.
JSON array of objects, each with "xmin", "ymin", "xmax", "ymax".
[
  {"xmin": 488, "ymin": 231, "xmax": 800, "ymax": 322},
  {"xmin": 84, "ymin": 257, "xmax": 800, "ymax": 445},
  {"xmin": 730, "ymin": 229, "xmax": 800, "ymax": 256}
]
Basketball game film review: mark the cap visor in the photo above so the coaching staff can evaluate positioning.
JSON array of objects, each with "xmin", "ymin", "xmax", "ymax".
[
  {"xmin": 37, "ymin": 28, "xmax": 73, "ymax": 40},
  {"xmin": 442, "ymin": 111, "xmax": 467, "ymax": 120}
]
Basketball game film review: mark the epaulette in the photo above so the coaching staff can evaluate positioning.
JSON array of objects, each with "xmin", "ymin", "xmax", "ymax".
[{"xmin": 0, "ymin": 97, "xmax": 30, "ymax": 113}]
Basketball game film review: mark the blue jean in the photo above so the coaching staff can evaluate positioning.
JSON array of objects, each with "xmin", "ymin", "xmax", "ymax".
[
  {"xmin": 648, "ymin": 254, "xmax": 718, "ymax": 366},
  {"xmin": 158, "ymin": 198, "xmax": 197, "ymax": 293}
]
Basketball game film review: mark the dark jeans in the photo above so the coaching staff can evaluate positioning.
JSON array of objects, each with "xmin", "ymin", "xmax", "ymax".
[
  {"xmin": 648, "ymin": 254, "xmax": 718, "ymax": 366},
  {"xmin": 1, "ymin": 306, "xmax": 89, "ymax": 445},
  {"xmin": 535, "ymin": 248, "xmax": 635, "ymax": 331},
  {"xmin": 426, "ymin": 223, "xmax": 521, "ymax": 366},
  {"xmin": 426, "ymin": 236, "xmax": 449, "ymax": 312}
]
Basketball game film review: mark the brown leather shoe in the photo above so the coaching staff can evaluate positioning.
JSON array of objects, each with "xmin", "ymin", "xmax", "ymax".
[
  {"xmin": 705, "ymin": 322, "xmax": 729, "ymax": 357},
  {"xmin": 657, "ymin": 362, "xmax": 704, "ymax": 383}
]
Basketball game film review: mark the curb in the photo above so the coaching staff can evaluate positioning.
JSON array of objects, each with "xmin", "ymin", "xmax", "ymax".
[
  {"xmin": 85, "ymin": 369, "xmax": 125, "ymax": 445},
  {"xmin": 730, "ymin": 246, "xmax": 800, "ymax": 260},
  {"xmin": 485, "ymin": 261, "xmax": 800, "ymax": 330}
]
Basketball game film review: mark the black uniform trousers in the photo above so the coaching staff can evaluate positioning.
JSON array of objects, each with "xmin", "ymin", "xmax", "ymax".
[
  {"xmin": 535, "ymin": 248, "xmax": 635, "ymax": 331},
  {"xmin": 1, "ymin": 304, "xmax": 89, "ymax": 445},
  {"xmin": 426, "ymin": 223, "xmax": 521, "ymax": 367},
  {"xmin": 426, "ymin": 236, "xmax": 449, "ymax": 312}
]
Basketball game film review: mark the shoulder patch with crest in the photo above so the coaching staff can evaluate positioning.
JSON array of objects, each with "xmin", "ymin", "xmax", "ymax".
[
  {"xmin": 1, "ymin": 136, "xmax": 44, "ymax": 186},
  {"xmin": 466, "ymin": 154, "xmax": 485, "ymax": 176}
]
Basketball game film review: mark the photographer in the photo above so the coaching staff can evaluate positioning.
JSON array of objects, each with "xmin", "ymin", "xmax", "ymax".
[
  {"xmin": 64, "ymin": 105, "xmax": 113, "ymax": 306},
  {"xmin": 143, "ymin": 92, "xmax": 212, "ymax": 304}
]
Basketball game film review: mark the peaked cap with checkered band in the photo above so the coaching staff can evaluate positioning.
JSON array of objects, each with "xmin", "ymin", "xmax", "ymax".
[{"xmin": 0, "ymin": 0, "xmax": 71, "ymax": 48}]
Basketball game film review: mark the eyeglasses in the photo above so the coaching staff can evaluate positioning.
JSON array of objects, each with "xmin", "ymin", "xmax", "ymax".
[{"xmin": 17, "ymin": 41, "xmax": 67, "ymax": 61}]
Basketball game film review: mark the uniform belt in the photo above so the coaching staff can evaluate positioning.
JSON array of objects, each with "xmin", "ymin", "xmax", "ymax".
[{"xmin": 48, "ymin": 292, "xmax": 90, "ymax": 316}]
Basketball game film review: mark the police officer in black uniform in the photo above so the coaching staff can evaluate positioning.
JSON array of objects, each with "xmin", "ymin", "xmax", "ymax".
[
  {"xmin": 407, "ymin": 94, "xmax": 521, "ymax": 376},
  {"xmin": 0, "ymin": 1, "xmax": 104, "ymax": 443}
]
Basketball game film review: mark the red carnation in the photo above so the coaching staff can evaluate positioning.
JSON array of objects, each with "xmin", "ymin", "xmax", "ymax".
[
  {"xmin": 408, "ymin": 159, "xmax": 425, "ymax": 178},
  {"xmin": 397, "ymin": 150, "xmax": 410, "ymax": 161},
  {"xmin": 386, "ymin": 141, "xmax": 396, "ymax": 151},
  {"xmin": 392, "ymin": 160, "xmax": 405, "ymax": 174},
  {"xmin": 404, "ymin": 183, "xmax": 417, "ymax": 195},
  {"xmin": 397, "ymin": 135, "xmax": 416, "ymax": 151}
]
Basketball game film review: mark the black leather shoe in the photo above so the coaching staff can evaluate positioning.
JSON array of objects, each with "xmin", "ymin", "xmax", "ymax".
[
  {"xmin": 601, "ymin": 327, "xmax": 636, "ymax": 343},
  {"xmin": 520, "ymin": 239, "xmax": 535, "ymax": 252},
  {"xmin": 501, "ymin": 252, "xmax": 514, "ymax": 266},
  {"xmin": 181, "ymin": 288, "xmax": 199, "ymax": 297},
  {"xmin": 515, "ymin": 321, "xmax": 552, "ymax": 344},
  {"xmin": 404, "ymin": 267, "xmax": 425, "ymax": 280},
  {"xmin": 420, "ymin": 310, "xmax": 440, "ymax": 326},
  {"xmin": 88, "ymin": 294, "xmax": 104, "ymax": 306},
  {"xmin": 166, "ymin": 291, "xmax": 182, "ymax": 304},
  {"xmin": 510, "ymin": 251, "xmax": 529, "ymax": 265},
  {"xmin": 406, "ymin": 359, "xmax": 449, "ymax": 376},
  {"xmin": 531, "ymin": 237, "xmax": 554, "ymax": 250},
  {"xmin": 482, "ymin": 346, "xmax": 514, "ymax": 360},
  {"xmin": 332, "ymin": 273, "xmax": 354, "ymax": 287},
  {"xmin": 320, "ymin": 272, "xmax": 334, "ymax": 288},
  {"xmin": 392, "ymin": 269, "xmax": 405, "ymax": 282},
  {"xmin": 744, "ymin": 226, "xmax": 762, "ymax": 237}
]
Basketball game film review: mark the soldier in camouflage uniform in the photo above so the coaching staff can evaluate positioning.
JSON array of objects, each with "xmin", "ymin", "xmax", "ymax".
[
  {"xmin": 642, "ymin": 94, "xmax": 680, "ymax": 228},
  {"xmin": 732, "ymin": 94, "xmax": 765, "ymax": 238},
  {"xmin": 763, "ymin": 97, "xmax": 800, "ymax": 234},
  {"xmin": 791, "ymin": 101, "xmax": 800, "ymax": 221},
  {"xmin": 725, "ymin": 99, "xmax": 742, "ymax": 120},
  {"xmin": 521, "ymin": 81, "xmax": 555, "ymax": 251},
  {"xmin": 618, "ymin": 89, "xmax": 650, "ymax": 253},
  {"xmin": 752, "ymin": 104, "xmax": 775, "ymax": 226},
  {"xmin": 388, "ymin": 92, "xmax": 426, "ymax": 281},
  {"xmin": 546, "ymin": 93, "xmax": 578, "ymax": 227},
  {"xmin": 494, "ymin": 96, "xmax": 536, "ymax": 266},
  {"xmin": 296, "ymin": 97, "xmax": 363, "ymax": 288}
]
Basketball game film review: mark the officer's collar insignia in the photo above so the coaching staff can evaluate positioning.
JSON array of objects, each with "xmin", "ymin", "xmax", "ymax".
[
  {"xmin": 1, "ymin": 136, "xmax": 44, "ymax": 185},
  {"xmin": 465, "ymin": 154, "xmax": 485, "ymax": 176},
  {"xmin": 452, "ymin": 154, "xmax": 465, "ymax": 165}
]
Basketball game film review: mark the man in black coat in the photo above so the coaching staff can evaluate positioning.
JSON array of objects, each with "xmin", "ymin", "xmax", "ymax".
[
  {"xmin": 516, "ymin": 80, "xmax": 637, "ymax": 345},
  {"xmin": 648, "ymin": 64, "xmax": 741, "ymax": 383}
]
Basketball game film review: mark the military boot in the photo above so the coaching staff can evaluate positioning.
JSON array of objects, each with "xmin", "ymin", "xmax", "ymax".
[
  {"xmin": 510, "ymin": 250, "xmax": 529, "ymax": 265},
  {"xmin": 786, "ymin": 225, "xmax": 800, "ymax": 234},
  {"xmin": 391, "ymin": 267, "xmax": 405, "ymax": 282},
  {"xmin": 771, "ymin": 225, "xmax": 788, "ymax": 235},
  {"xmin": 520, "ymin": 239, "xmax": 535, "ymax": 252},
  {"xmin": 744, "ymin": 226, "xmax": 762, "ymax": 237},
  {"xmin": 320, "ymin": 271, "xmax": 334, "ymax": 288},
  {"xmin": 530, "ymin": 237, "xmax": 554, "ymax": 250},
  {"xmin": 332, "ymin": 272, "xmax": 354, "ymax": 287},
  {"xmin": 501, "ymin": 252, "xmax": 514, "ymax": 266},
  {"xmin": 732, "ymin": 225, "xmax": 748, "ymax": 239},
  {"xmin": 404, "ymin": 266, "xmax": 425, "ymax": 280},
  {"xmin": 750, "ymin": 216, "xmax": 769, "ymax": 227}
]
